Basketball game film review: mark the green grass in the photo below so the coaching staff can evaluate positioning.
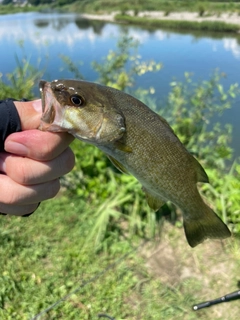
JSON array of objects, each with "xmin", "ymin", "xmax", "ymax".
[
  {"xmin": 1, "ymin": 193, "xmax": 239, "ymax": 319},
  {"xmin": 2, "ymin": 0, "xmax": 240, "ymax": 16},
  {"xmin": 64, "ymin": 0, "xmax": 240, "ymax": 14},
  {"xmin": 0, "ymin": 4, "xmax": 39, "ymax": 15},
  {"xmin": 115, "ymin": 14, "xmax": 240, "ymax": 33}
]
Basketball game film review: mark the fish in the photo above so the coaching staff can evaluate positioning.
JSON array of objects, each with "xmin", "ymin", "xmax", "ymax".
[{"xmin": 38, "ymin": 79, "xmax": 231, "ymax": 247}]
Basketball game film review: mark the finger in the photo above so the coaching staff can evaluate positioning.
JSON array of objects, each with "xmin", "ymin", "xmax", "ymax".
[
  {"xmin": 0, "ymin": 174, "xmax": 60, "ymax": 206},
  {"xmin": 0, "ymin": 147, "xmax": 75, "ymax": 185},
  {"xmin": 13, "ymin": 100, "xmax": 42, "ymax": 130},
  {"xmin": 5, "ymin": 130, "xmax": 74, "ymax": 161},
  {"xmin": 0, "ymin": 202, "xmax": 40, "ymax": 216}
]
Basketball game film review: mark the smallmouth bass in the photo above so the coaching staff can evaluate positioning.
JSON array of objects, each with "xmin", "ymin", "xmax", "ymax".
[{"xmin": 39, "ymin": 79, "xmax": 231, "ymax": 247}]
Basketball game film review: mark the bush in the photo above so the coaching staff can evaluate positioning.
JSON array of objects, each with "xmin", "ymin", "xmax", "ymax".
[
  {"xmin": 199, "ymin": 5, "xmax": 205, "ymax": 17},
  {"xmin": 0, "ymin": 58, "xmax": 42, "ymax": 100}
]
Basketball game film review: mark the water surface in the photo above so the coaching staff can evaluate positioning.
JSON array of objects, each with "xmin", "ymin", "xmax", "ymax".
[{"xmin": 0, "ymin": 12, "xmax": 239, "ymax": 156}]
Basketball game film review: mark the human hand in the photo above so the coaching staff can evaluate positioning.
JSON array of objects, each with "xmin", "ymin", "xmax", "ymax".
[{"xmin": 0, "ymin": 100, "xmax": 75, "ymax": 216}]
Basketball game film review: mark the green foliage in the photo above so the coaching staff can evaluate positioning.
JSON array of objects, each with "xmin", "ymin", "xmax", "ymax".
[
  {"xmin": 0, "ymin": 198, "xmax": 141, "ymax": 319},
  {"xmin": 27, "ymin": 0, "xmax": 54, "ymax": 5},
  {"xmin": 92, "ymin": 34, "xmax": 162, "ymax": 92},
  {"xmin": 202, "ymin": 161, "xmax": 240, "ymax": 233},
  {"xmin": 0, "ymin": 57, "xmax": 42, "ymax": 100},
  {"xmin": 166, "ymin": 72, "xmax": 239, "ymax": 169},
  {"xmin": 64, "ymin": 0, "xmax": 240, "ymax": 15},
  {"xmin": 2, "ymin": 0, "xmax": 12, "ymax": 4},
  {"xmin": 56, "ymin": 0, "xmax": 75, "ymax": 6},
  {"xmin": 115, "ymin": 14, "xmax": 240, "ymax": 33},
  {"xmin": 59, "ymin": 54, "xmax": 84, "ymax": 79},
  {"xmin": 2, "ymin": 0, "xmax": 240, "ymax": 16},
  {"xmin": 2, "ymin": 197, "xmax": 239, "ymax": 319},
  {"xmin": 198, "ymin": 5, "xmax": 205, "ymax": 17}
]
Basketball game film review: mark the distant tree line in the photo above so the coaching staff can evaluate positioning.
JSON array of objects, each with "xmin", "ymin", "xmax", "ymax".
[
  {"xmin": 2, "ymin": 0, "xmax": 240, "ymax": 6},
  {"xmin": 1, "ymin": 0, "xmax": 77, "ymax": 5}
]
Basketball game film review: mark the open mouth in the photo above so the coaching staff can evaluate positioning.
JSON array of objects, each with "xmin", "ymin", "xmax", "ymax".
[
  {"xmin": 39, "ymin": 80, "xmax": 47, "ymax": 114},
  {"xmin": 39, "ymin": 80, "xmax": 57, "ymax": 129},
  {"xmin": 38, "ymin": 80, "xmax": 69, "ymax": 133}
]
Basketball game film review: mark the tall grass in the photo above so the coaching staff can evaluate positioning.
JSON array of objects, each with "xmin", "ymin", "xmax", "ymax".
[
  {"xmin": 66, "ymin": 0, "xmax": 240, "ymax": 14},
  {"xmin": 0, "ymin": 57, "xmax": 42, "ymax": 100}
]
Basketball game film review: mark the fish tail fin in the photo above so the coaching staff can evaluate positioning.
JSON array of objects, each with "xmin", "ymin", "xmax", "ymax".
[{"xmin": 183, "ymin": 205, "xmax": 231, "ymax": 248}]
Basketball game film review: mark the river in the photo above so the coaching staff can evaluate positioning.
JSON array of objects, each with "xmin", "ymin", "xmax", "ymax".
[{"xmin": 0, "ymin": 12, "xmax": 239, "ymax": 157}]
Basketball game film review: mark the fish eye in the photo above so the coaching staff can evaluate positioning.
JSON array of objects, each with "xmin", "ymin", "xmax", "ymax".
[{"xmin": 70, "ymin": 94, "xmax": 84, "ymax": 106}]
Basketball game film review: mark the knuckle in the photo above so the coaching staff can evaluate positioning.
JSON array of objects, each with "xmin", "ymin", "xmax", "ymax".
[
  {"xmin": 45, "ymin": 179, "xmax": 61, "ymax": 199},
  {"xmin": 36, "ymin": 143, "xmax": 53, "ymax": 160},
  {"xmin": 14, "ymin": 166, "xmax": 32, "ymax": 185},
  {"xmin": 6, "ymin": 156, "xmax": 32, "ymax": 185}
]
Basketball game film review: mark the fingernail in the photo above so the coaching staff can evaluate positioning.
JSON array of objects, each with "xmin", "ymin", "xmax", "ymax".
[{"xmin": 4, "ymin": 141, "xmax": 28, "ymax": 156}]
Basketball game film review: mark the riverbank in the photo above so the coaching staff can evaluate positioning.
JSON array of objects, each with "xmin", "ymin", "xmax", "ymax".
[
  {"xmin": 1, "ymin": 2, "xmax": 240, "ymax": 33},
  {"xmin": 80, "ymin": 10, "xmax": 240, "ymax": 33}
]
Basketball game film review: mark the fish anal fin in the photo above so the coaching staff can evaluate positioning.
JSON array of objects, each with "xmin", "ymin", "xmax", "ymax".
[
  {"xmin": 107, "ymin": 155, "xmax": 129, "ymax": 174},
  {"xmin": 142, "ymin": 187, "xmax": 165, "ymax": 211}
]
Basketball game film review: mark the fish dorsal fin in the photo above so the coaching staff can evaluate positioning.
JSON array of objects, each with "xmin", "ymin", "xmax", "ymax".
[
  {"xmin": 192, "ymin": 157, "xmax": 209, "ymax": 183},
  {"xmin": 142, "ymin": 187, "xmax": 165, "ymax": 211},
  {"xmin": 107, "ymin": 155, "xmax": 129, "ymax": 174}
]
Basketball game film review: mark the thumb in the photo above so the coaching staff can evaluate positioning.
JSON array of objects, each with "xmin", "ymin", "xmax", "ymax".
[{"xmin": 14, "ymin": 99, "xmax": 42, "ymax": 130}]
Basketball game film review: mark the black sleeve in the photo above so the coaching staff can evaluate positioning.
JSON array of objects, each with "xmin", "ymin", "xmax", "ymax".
[{"xmin": 0, "ymin": 99, "xmax": 22, "ymax": 152}]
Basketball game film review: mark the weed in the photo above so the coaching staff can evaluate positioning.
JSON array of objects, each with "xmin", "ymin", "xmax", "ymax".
[{"xmin": 199, "ymin": 5, "xmax": 205, "ymax": 17}]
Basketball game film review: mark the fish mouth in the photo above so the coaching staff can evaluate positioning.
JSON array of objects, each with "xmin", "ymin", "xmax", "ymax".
[
  {"xmin": 38, "ymin": 80, "xmax": 68, "ymax": 133},
  {"xmin": 39, "ymin": 80, "xmax": 47, "ymax": 114}
]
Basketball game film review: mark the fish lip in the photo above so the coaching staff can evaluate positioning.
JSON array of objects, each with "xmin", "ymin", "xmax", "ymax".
[
  {"xmin": 38, "ymin": 80, "xmax": 69, "ymax": 133},
  {"xmin": 38, "ymin": 80, "xmax": 58, "ymax": 131},
  {"xmin": 39, "ymin": 80, "xmax": 47, "ymax": 113}
]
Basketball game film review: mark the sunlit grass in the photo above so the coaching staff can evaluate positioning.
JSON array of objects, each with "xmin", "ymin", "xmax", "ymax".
[
  {"xmin": 1, "ymin": 195, "xmax": 239, "ymax": 319},
  {"xmin": 65, "ymin": 0, "xmax": 240, "ymax": 15}
]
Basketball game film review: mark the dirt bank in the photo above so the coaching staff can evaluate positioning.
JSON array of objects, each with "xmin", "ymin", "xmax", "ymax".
[{"xmin": 80, "ymin": 10, "xmax": 240, "ymax": 26}]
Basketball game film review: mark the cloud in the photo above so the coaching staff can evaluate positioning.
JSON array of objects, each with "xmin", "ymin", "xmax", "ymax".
[{"xmin": 223, "ymin": 38, "xmax": 240, "ymax": 59}]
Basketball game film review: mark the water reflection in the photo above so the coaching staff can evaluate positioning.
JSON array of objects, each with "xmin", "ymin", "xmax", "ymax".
[
  {"xmin": 0, "ymin": 12, "xmax": 239, "ymax": 155},
  {"xmin": 34, "ymin": 19, "xmax": 49, "ymax": 28},
  {"xmin": 0, "ymin": 13, "xmax": 240, "ymax": 59},
  {"xmin": 223, "ymin": 38, "xmax": 240, "ymax": 58},
  {"xmin": 75, "ymin": 18, "xmax": 105, "ymax": 34}
]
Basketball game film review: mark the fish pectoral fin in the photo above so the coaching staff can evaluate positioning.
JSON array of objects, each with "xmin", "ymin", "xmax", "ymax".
[
  {"xmin": 142, "ymin": 188, "xmax": 165, "ymax": 211},
  {"xmin": 107, "ymin": 156, "xmax": 129, "ymax": 174},
  {"xmin": 113, "ymin": 141, "xmax": 132, "ymax": 153}
]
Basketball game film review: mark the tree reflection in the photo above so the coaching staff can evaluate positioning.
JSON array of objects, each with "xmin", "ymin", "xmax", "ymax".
[
  {"xmin": 34, "ymin": 20, "xmax": 50, "ymax": 28},
  {"xmin": 75, "ymin": 18, "xmax": 105, "ymax": 34}
]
